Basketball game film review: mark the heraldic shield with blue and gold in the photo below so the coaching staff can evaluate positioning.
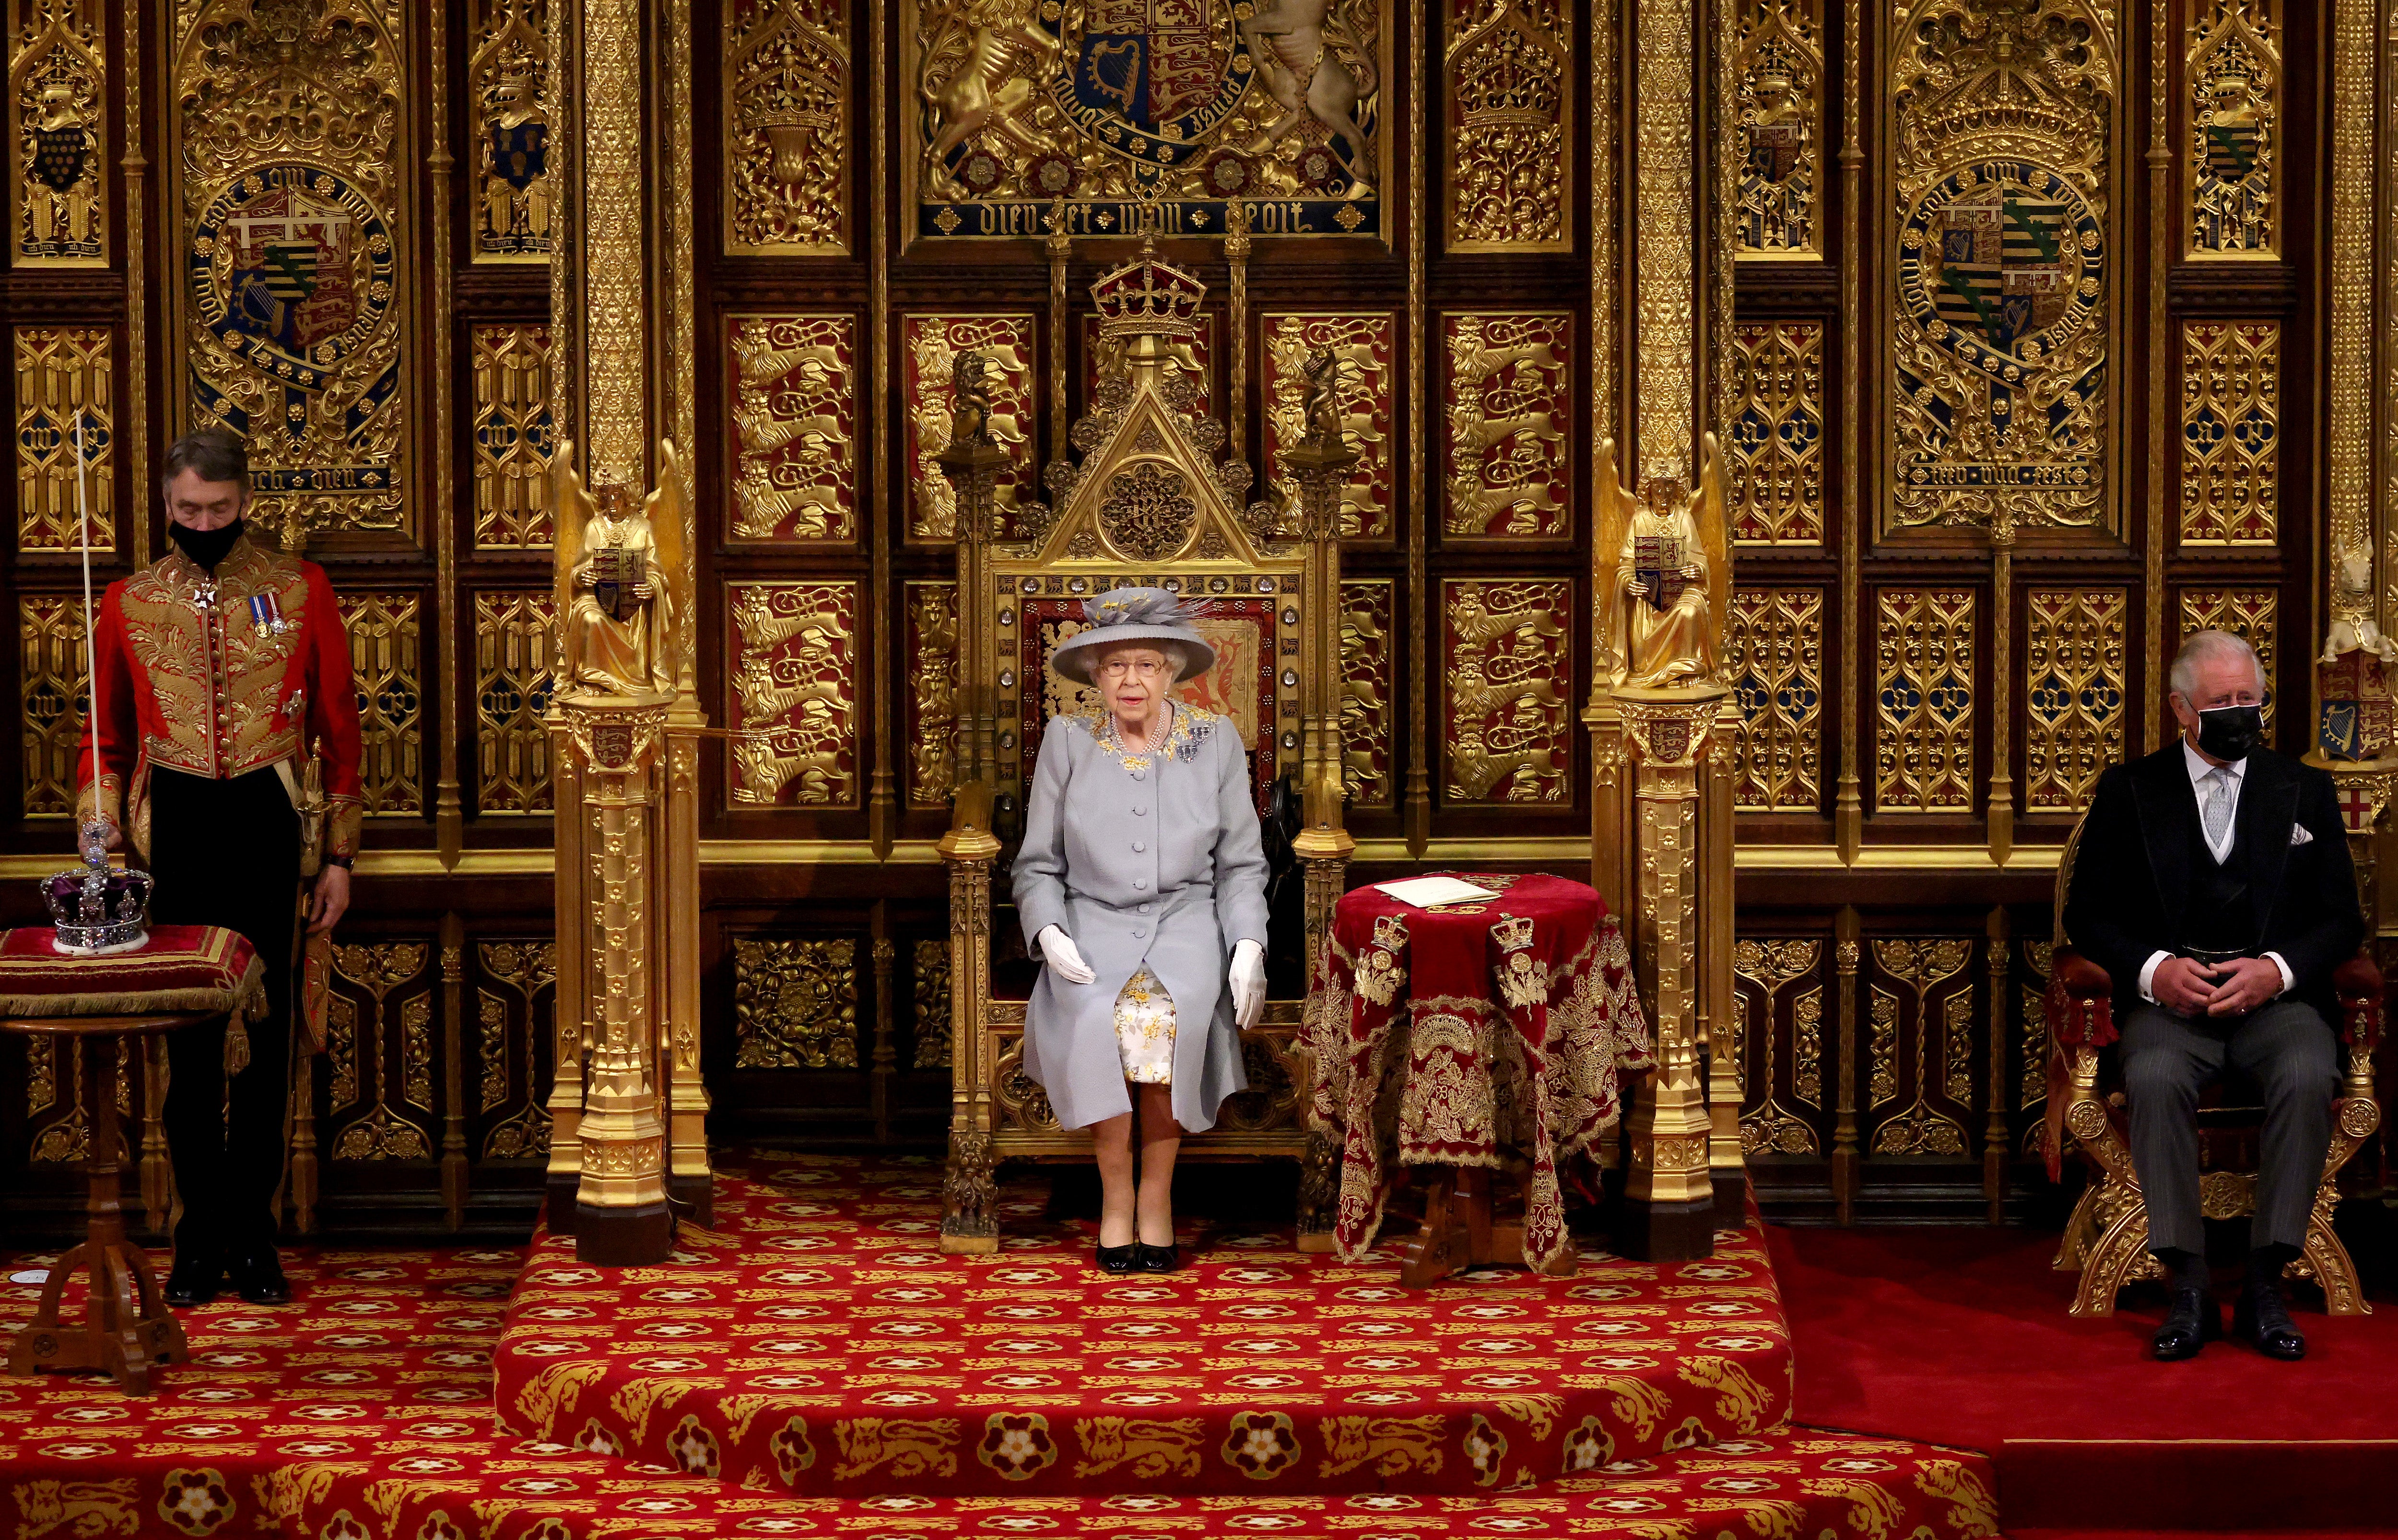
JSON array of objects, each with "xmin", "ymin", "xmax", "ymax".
[{"xmin": 911, "ymin": 0, "xmax": 1385, "ymax": 241}]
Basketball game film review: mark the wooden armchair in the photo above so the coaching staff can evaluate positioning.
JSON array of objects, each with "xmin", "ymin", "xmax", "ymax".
[{"xmin": 2041, "ymin": 817, "xmax": 2384, "ymax": 1316}]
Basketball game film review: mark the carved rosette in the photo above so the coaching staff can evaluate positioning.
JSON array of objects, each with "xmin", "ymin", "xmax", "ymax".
[{"xmin": 1097, "ymin": 463, "xmax": 1197, "ymax": 561}]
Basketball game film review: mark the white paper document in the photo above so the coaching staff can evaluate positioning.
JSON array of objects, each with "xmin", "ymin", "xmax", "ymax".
[{"xmin": 1373, "ymin": 876, "xmax": 1500, "ymax": 909}]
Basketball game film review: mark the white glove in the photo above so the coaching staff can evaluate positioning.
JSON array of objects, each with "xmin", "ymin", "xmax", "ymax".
[
  {"xmin": 1229, "ymin": 939, "xmax": 1267, "ymax": 1030},
  {"xmin": 1035, "ymin": 925, "xmax": 1097, "ymax": 985}
]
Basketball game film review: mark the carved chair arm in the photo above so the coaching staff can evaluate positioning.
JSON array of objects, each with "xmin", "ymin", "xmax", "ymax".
[
  {"xmin": 2334, "ymin": 953, "xmax": 2383, "ymax": 1052},
  {"xmin": 2045, "ymin": 947, "xmax": 2116, "ymax": 1050}
]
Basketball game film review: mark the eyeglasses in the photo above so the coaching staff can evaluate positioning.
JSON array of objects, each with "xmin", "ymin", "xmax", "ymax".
[{"xmin": 1096, "ymin": 658, "xmax": 1169, "ymax": 680}]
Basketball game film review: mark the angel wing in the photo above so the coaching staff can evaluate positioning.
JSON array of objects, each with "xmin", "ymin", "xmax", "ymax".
[
  {"xmin": 1695, "ymin": 431, "xmax": 1730, "ymax": 678},
  {"xmin": 552, "ymin": 439, "xmax": 594, "ymax": 680},
  {"xmin": 645, "ymin": 437, "xmax": 690, "ymax": 691},
  {"xmin": 1593, "ymin": 437, "xmax": 1636, "ymax": 688}
]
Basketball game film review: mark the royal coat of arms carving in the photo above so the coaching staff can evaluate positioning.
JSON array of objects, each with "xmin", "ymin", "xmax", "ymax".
[{"xmin": 907, "ymin": 0, "xmax": 1387, "ymax": 245}]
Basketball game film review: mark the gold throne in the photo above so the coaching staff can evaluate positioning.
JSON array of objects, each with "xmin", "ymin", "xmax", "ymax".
[{"xmin": 934, "ymin": 238, "xmax": 1352, "ymax": 1254}]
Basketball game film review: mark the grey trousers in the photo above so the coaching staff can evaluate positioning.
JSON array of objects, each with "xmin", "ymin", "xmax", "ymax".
[{"xmin": 2120, "ymin": 999, "xmax": 2340, "ymax": 1257}]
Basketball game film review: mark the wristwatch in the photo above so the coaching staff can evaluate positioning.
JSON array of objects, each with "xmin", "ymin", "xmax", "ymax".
[{"xmin": 322, "ymin": 854, "xmax": 355, "ymax": 870}]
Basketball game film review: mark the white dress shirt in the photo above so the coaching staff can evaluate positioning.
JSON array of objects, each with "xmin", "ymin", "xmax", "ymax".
[{"xmin": 2137, "ymin": 740, "xmax": 2293, "ymax": 1005}]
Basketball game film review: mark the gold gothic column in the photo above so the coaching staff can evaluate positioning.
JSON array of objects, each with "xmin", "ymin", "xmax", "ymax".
[
  {"xmin": 1616, "ymin": 685, "xmax": 1729, "ymax": 1259},
  {"xmin": 1284, "ymin": 369, "xmax": 1358, "ymax": 1253},
  {"xmin": 936, "ymin": 378, "xmax": 1008, "ymax": 1256},
  {"xmin": 1596, "ymin": 0, "xmax": 1740, "ymax": 1255}
]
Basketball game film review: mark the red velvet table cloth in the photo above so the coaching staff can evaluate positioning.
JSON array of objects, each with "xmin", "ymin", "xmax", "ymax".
[
  {"xmin": 1308, "ymin": 872, "xmax": 1654, "ymax": 1271},
  {"xmin": 0, "ymin": 925, "xmax": 265, "ymax": 1060}
]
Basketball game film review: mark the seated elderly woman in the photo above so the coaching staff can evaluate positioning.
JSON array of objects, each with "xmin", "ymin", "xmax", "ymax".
[{"xmin": 1012, "ymin": 588, "xmax": 1270, "ymax": 1273}]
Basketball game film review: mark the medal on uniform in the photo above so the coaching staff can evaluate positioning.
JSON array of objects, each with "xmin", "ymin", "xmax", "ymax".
[
  {"xmin": 249, "ymin": 591, "xmax": 288, "ymax": 635},
  {"xmin": 189, "ymin": 580, "xmax": 218, "ymax": 612}
]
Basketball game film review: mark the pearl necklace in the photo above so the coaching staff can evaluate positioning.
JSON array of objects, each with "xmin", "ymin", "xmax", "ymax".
[{"xmin": 1116, "ymin": 704, "xmax": 1171, "ymax": 757}]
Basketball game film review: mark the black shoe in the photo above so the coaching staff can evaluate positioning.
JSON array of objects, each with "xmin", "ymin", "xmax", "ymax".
[
  {"xmin": 2151, "ymin": 1286, "xmax": 2221, "ymax": 1361},
  {"xmin": 226, "ymin": 1248, "xmax": 291, "ymax": 1305},
  {"xmin": 164, "ymin": 1250, "xmax": 220, "ymax": 1309},
  {"xmin": 2235, "ymin": 1279, "xmax": 2305, "ymax": 1361},
  {"xmin": 1134, "ymin": 1242, "xmax": 1180, "ymax": 1274},
  {"xmin": 1095, "ymin": 1243, "xmax": 1141, "ymax": 1274}
]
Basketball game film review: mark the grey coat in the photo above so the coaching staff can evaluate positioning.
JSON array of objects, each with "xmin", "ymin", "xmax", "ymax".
[{"xmin": 1011, "ymin": 705, "xmax": 1270, "ymax": 1132}]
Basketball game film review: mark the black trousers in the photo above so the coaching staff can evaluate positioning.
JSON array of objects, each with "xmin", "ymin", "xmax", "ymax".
[
  {"xmin": 2120, "ymin": 999, "xmax": 2340, "ymax": 1258},
  {"xmin": 146, "ymin": 765, "xmax": 300, "ymax": 1258}
]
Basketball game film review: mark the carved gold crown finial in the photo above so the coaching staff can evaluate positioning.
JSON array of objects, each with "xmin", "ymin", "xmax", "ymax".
[{"xmin": 1089, "ymin": 237, "xmax": 1206, "ymax": 342}]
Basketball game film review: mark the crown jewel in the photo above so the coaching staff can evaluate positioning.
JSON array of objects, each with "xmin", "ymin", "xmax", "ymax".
[
  {"xmin": 44, "ymin": 821, "xmax": 154, "ymax": 956},
  {"xmin": 1090, "ymin": 236, "xmax": 1206, "ymax": 341}
]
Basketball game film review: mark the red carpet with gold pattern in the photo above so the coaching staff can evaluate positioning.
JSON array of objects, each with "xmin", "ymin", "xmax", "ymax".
[{"xmin": 0, "ymin": 1153, "xmax": 2000, "ymax": 1539}]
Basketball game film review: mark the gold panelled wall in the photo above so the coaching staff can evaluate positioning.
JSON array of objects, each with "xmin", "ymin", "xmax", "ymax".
[
  {"xmin": 1730, "ymin": 0, "xmax": 2330, "ymax": 1221},
  {"xmin": 0, "ymin": 0, "xmax": 2371, "ymax": 1231}
]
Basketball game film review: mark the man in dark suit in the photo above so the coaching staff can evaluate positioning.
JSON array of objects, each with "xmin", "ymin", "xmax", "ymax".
[{"xmin": 2063, "ymin": 629, "xmax": 2361, "ymax": 1362}]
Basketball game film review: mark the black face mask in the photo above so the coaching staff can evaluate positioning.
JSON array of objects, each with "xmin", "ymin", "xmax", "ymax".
[
  {"xmin": 2195, "ymin": 703, "xmax": 2265, "ymax": 762},
  {"xmin": 168, "ymin": 518, "xmax": 246, "ymax": 572}
]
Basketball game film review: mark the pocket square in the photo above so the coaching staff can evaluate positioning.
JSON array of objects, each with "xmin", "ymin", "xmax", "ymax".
[{"xmin": 2290, "ymin": 824, "xmax": 2314, "ymax": 847}]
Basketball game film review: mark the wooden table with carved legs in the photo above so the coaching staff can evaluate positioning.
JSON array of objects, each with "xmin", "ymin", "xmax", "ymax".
[{"xmin": 2, "ymin": 1014, "xmax": 206, "ymax": 1396}]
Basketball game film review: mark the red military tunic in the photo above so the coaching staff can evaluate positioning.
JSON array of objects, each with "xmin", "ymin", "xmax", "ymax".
[{"xmin": 76, "ymin": 530, "xmax": 363, "ymax": 863}]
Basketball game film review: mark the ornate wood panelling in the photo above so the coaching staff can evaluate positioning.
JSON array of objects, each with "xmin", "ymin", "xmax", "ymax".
[
  {"xmin": 904, "ymin": 314, "xmax": 1033, "ymax": 541},
  {"xmin": 904, "ymin": 581, "xmax": 957, "ymax": 808},
  {"xmin": 1726, "ymin": 586, "xmax": 1822, "ymax": 811},
  {"xmin": 2175, "ymin": 586, "xmax": 2277, "ymax": 730},
  {"xmin": 472, "ymin": 591, "xmax": 555, "ymax": 814},
  {"xmin": 904, "ymin": 0, "xmax": 1387, "ymax": 244},
  {"xmin": 470, "ymin": 323, "xmax": 555, "ymax": 548},
  {"xmin": 1733, "ymin": 937, "xmax": 1822, "ymax": 1154},
  {"xmin": 2186, "ymin": 0, "xmax": 2278, "ymax": 257},
  {"xmin": 328, "ymin": 941, "xmax": 435, "ymax": 1163},
  {"xmin": 170, "ymin": 0, "xmax": 414, "ymax": 541},
  {"xmin": 14, "ymin": 325, "xmax": 111, "ymax": 552},
  {"xmin": 339, "ymin": 592, "xmax": 425, "ymax": 817},
  {"xmin": 732, "ymin": 936, "xmax": 858, "ymax": 1069},
  {"xmin": 729, "ymin": 314, "xmax": 856, "ymax": 542},
  {"xmin": 1866, "ymin": 938, "xmax": 1973, "ymax": 1158},
  {"xmin": 2022, "ymin": 587, "xmax": 2126, "ymax": 813},
  {"xmin": 1444, "ymin": 0, "xmax": 1570, "ymax": 252},
  {"xmin": 1440, "ymin": 578, "xmax": 1570, "ymax": 804},
  {"xmin": 18, "ymin": 595, "xmax": 82, "ymax": 817},
  {"xmin": 723, "ymin": 0, "xmax": 848, "ymax": 256},
  {"xmin": 911, "ymin": 938, "xmax": 949, "ymax": 1071},
  {"xmin": 1725, "ymin": 319, "xmax": 1822, "ymax": 544},
  {"xmin": 1873, "ymin": 588, "xmax": 1974, "ymax": 813},
  {"xmin": 1339, "ymin": 579, "xmax": 1394, "ymax": 809},
  {"xmin": 9, "ymin": 0, "xmax": 106, "ymax": 266},
  {"xmin": 2178, "ymin": 319, "xmax": 2278, "ymax": 545},
  {"xmin": 1439, "ymin": 311, "xmax": 1571, "ymax": 538},
  {"xmin": 475, "ymin": 938, "xmax": 553, "ymax": 1159},
  {"xmin": 1885, "ymin": 0, "xmax": 2116, "ymax": 534},
  {"xmin": 728, "ymin": 580, "xmax": 859, "ymax": 807},
  {"xmin": 1732, "ymin": 0, "xmax": 1820, "ymax": 256},
  {"xmin": 468, "ymin": 0, "xmax": 552, "ymax": 262},
  {"xmin": 1263, "ymin": 313, "xmax": 1394, "ymax": 539},
  {"xmin": 2019, "ymin": 939, "xmax": 2052, "ymax": 1117}
]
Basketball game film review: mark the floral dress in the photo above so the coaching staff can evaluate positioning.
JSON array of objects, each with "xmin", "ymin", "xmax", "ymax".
[{"xmin": 1115, "ymin": 965, "xmax": 1177, "ymax": 1083}]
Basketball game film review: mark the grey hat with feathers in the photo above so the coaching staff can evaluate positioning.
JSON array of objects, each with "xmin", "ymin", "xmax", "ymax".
[{"xmin": 1046, "ymin": 586, "xmax": 1218, "ymax": 683}]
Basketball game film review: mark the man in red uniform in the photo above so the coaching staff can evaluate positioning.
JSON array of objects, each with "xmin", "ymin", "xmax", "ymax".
[{"xmin": 78, "ymin": 429, "xmax": 362, "ymax": 1306}]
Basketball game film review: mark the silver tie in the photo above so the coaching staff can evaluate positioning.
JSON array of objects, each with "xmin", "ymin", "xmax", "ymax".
[{"xmin": 2201, "ymin": 766, "xmax": 2234, "ymax": 855}]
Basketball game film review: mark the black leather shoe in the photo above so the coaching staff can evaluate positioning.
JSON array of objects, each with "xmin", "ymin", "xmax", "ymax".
[
  {"xmin": 226, "ymin": 1248, "xmax": 291, "ymax": 1305},
  {"xmin": 2151, "ymin": 1286, "xmax": 2221, "ymax": 1361},
  {"xmin": 1095, "ymin": 1243, "xmax": 1141, "ymax": 1274},
  {"xmin": 164, "ymin": 1251, "xmax": 220, "ymax": 1309},
  {"xmin": 2235, "ymin": 1280, "xmax": 2305, "ymax": 1361},
  {"xmin": 1134, "ymin": 1242, "xmax": 1180, "ymax": 1274}
]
